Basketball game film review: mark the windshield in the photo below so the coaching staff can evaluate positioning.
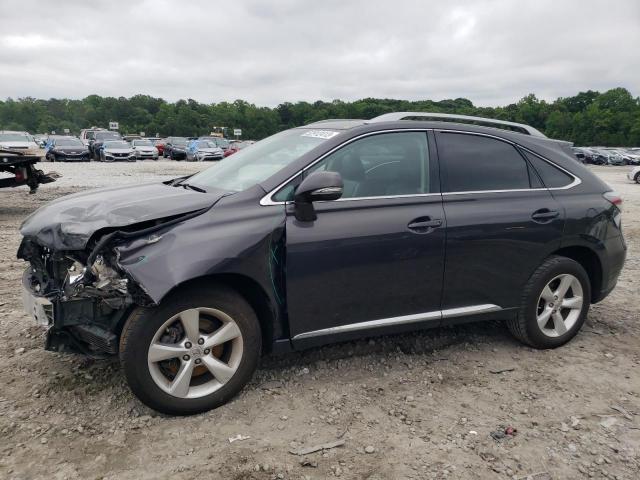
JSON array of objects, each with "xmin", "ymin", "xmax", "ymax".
[
  {"xmin": 55, "ymin": 138, "xmax": 83, "ymax": 147},
  {"xmin": 0, "ymin": 133, "xmax": 31, "ymax": 142},
  {"xmin": 188, "ymin": 128, "xmax": 340, "ymax": 191},
  {"xmin": 197, "ymin": 141, "xmax": 217, "ymax": 148},
  {"xmin": 214, "ymin": 138, "xmax": 230, "ymax": 148},
  {"xmin": 95, "ymin": 132, "xmax": 121, "ymax": 141},
  {"xmin": 133, "ymin": 140, "xmax": 153, "ymax": 146},
  {"xmin": 104, "ymin": 141, "xmax": 130, "ymax": 149}
]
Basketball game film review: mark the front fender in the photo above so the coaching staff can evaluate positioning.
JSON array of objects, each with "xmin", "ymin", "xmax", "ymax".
[{"xmin": 115, "ymin": 198, "xmax": 286, "ymax": 315}]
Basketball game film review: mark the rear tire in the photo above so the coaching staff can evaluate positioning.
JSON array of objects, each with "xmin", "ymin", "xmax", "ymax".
[
  {"xmin": 119, "ymin": 285, "xmax": 261, "ymax": 415},
  {"xmin": 507, "ymin": 256, "xmax": 590, "ymax": 349}
]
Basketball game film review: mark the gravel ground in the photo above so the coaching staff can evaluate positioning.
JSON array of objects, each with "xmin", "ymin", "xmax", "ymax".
[{"xmin": 0, "ymin": 163, "xmax": 638, "ymax": 480}]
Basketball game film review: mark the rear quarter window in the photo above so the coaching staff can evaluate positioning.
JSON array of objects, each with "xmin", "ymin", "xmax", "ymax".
[{"xmin": 523, "ymin": 151, "xmax": 574, "ymax": 188}]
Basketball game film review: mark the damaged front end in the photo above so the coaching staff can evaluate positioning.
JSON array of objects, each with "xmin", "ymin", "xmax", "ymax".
[
  {"xmin": 18, "ymin": 237, "xmax": 149, "ymax": 356},
  {"xmin": 16, "ymin": 181, "xmax": 226, "ymax": 357}
]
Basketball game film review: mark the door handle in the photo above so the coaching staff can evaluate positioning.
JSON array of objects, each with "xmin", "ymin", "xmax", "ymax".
[
  {"xmin": 531, "ymin": 209, "xmax": 560, "ymax": 222},
  {"xmin": 407, "ymin": 218, "xmax": 443, "ymax": 233}
]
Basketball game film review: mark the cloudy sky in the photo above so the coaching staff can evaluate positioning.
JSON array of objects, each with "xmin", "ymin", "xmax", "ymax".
[{"xmin": 0, "ymin": 0, "xmax": 638, "ymax": 107}]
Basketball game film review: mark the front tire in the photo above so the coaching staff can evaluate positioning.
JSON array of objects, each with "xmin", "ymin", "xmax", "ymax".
[
  {"xmin": 635, "ymin": 172, "xmax": 640, "ymax": 184},
  {"xmin": 507, "ymin": 256, "xmax": 590, "ymax": 349},
  {"xmin": 119, "ymin": 285, "xmax": 261, "ymax": 415}
]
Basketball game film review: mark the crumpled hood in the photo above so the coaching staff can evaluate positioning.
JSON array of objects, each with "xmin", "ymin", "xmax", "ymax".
[{"xmin": 20, "ymin": 182, "xmax": 228, "ymax": 250}]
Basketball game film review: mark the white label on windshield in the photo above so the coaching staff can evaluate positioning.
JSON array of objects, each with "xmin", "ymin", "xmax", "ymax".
[{"xmin": 301, "ymin": 130, "xmax": 339, "ymax": 139}]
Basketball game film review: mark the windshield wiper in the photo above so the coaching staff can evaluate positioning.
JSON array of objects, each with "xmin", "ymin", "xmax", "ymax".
[{"xmin": 180, "ymin": 183, "xmax": 207, "ymax": 193}]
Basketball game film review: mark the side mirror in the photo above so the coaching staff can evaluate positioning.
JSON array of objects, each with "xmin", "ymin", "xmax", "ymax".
[{"xmin": 294, "ymin": 171, "xmax": 343, "ymax": 222}]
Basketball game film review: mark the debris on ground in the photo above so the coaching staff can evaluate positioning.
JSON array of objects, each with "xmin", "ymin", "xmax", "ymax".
[
  {"xmin": 228, "ymin": 434, "xmax": 251, "ymax": 443},
  {"xmin": 289, "ymin": 439, "xmax": 346, "ymax": 455},
  {"xmin": 489, "ymin": 366, "xmax": 516, "ymax": 374},
  {"xmin": 610, "ymin": 404, "xmax": 633, "ymax": 420},
  {"xmin": 490, "ymin": 425, "xmax": 518, "ymax": 441}
]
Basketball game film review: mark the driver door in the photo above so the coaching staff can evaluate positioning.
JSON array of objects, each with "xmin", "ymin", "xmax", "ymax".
[{"xmin": 285, "ymin": 131, "xmax": 446, "ymax": 347}]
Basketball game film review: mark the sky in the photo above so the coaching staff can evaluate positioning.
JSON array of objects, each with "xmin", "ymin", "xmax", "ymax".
[{"xmin": 0, "ymin": 0, "xmax": 638, "ymax": 107}]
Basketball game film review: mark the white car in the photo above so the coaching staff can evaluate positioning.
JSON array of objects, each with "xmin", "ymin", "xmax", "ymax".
[
  {"xmin": 0, "ymin": 131, "xmax": 42, "ymax": 157},
  {"xmin": 186, "ymin": 140, "xmax": 224, "ymax": 161},
  {"xmin": 100, "ymin": 140, "xmax": 137, "ymax": 162},
  {"xmin": 131, "ymin": 139, "xmax": 159, "ymax": 160},
  {"xmin": 627, "ymin": 165, "xmax": 640, "ymax": 183}
]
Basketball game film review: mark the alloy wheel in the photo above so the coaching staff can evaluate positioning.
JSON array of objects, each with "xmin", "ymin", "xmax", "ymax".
[
  {"xmin": 536, "ymin": 274, "xmax": 584, "ymax": 337},
  {"xmin": 147, "ymin": 307, "xmax": 243, "ymax": 399}
]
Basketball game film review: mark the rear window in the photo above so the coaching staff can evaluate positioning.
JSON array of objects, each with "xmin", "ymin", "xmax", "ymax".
[{"xmin": 523, "ymin": 151, "xmax": 574, "ymax": 188}]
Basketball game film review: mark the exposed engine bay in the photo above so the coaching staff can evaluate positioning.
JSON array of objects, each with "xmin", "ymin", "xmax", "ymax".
[{"xmin": 18, "ymin": 236, "xmax": 152, "ymax": 356}]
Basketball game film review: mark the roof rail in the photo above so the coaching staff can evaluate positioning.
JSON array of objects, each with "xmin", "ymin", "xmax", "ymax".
[{"xmin": 367, "ymin": 112, "xmax": 547, "ymax": 138}]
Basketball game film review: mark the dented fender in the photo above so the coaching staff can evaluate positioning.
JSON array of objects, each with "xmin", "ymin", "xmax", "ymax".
[{"xmin": 115, "ymin": 193, "xmax": 287, "ymax": 334}]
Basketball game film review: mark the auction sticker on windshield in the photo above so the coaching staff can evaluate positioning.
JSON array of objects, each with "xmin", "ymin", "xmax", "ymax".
[{"xmin": 301, "ymin": 130, "xmax": 340, "ymax": 139}]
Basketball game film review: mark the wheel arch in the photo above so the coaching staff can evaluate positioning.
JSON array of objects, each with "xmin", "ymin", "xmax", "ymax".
[
  {"xmin": 150, "ymin": 273, "xmax": 280, "ymax": 354},
  {"xmin": 551, "ymin": 245, "xmax": 602, "ymax": 302}
]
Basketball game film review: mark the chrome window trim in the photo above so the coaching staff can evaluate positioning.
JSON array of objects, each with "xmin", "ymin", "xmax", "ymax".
[
  {"xmin": 518, "ymin": 145, "xmax": 582, "ymax": 190},
  {"xmin": 259, "ymin": 128, "xmax": 582, "ymax": 206},
  {"xmin": 332, "ymin": 192, "xmax": 441, "ymax": 202},
  {"xmin": 260, "ymin": 128, "xmax": 433, "ymax": 206},
  {"xmin": 292, "ymin": 304, "xmax": 501, "ymax": 340}
]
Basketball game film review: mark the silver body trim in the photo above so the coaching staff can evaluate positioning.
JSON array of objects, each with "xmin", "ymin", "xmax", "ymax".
[
  {"xmin": 292, "ymin": 304, "xmax": 501, "ymax": 340},
  {"xmin": 260, "ymin": 128, "xmax": 581, "ymax": 206},
  {"xmin": 367, "ymin": 112, "xmax": 547, "ymax": 138}
]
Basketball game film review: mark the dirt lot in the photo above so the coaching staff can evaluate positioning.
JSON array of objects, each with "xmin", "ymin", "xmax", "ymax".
[{"xmin": 0, "ymin": 163, "xmax": 638, "ymax": 479}]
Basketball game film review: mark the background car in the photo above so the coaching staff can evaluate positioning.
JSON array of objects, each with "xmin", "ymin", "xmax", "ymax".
[
  {"xmin": 90, "ymin": 131, "xmax": 123, "ymax": 160},
  {"xmin": 607, "ymin": 148, "xmax": 637, "ymax": 165},
  {"xmin": 131, "ymin": 139, "xmax": 159, "ymax": 160},
  {"xmin": 186, "ymin": 139, "xmax": 224, "ymax": 161},
  {"xmin": 163, "ymin": 137, "xmax": 188, "ymax": 160},
  {"xmin": 151, "ymin": 138, "xmax": 166, "ymax": 156},
  {"xmin": 45, "ymin": 136, "xmax": 90, "ymax": 162},
  {"xmin": 621, "ymin": 149, "xmax": 640, "ymax": 165},
  {"xmin": 571, "ymin": 147, "xmax": 588, "ymax": 163},
  {"xmin": 198, "ymin": 136, "xmax": 231, "ymax": 152},
  {"xmin": 591, "ymin": 148, "xmax": 624, "ymax": 165},
  {"xmin": 80, "ymin": 128, "xmax": 107, "ymax": 146},
  {"xmin": 582, "ymin": 147, "xmax": 608, "ymax": 165},
  {"xmin": 0, "ymin": 131, "xmax": 42, "ymax": 157},
  {"xmin": 100, "ymin": 140, "xmax": 137, "ymax": 162},
  {"xmin": 223, "ymin": 140, "xmax": 252, "ymax": 157},
  {"xmin": 627, "ymin": 165, "xmax": 640, "ymax": 183}
]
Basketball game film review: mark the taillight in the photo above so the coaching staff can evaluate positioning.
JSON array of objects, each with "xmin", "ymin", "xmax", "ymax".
[
  {"xmin": 603, "ymin": 191, "xmax": 623, "ymax": 206},
  {"xmin": 14, "ymin": 167, "xmax": 25, "ymax": 182}
]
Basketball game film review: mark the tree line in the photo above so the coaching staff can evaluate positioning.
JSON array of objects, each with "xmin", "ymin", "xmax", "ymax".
[{"xmin": 0, "ymin": 87, "xmax": 639, "ymax": 146}]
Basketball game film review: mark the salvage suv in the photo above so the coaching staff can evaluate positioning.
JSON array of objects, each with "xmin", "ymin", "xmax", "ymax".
[{"xmin": 18, "ymin": 113, "xmax": 626, "ymax": 415}]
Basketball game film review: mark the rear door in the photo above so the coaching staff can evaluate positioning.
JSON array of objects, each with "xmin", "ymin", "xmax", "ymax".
[
  {"xmin": 285, "ymin": 131, "xmax": 446, "ymax": 345},
  {"xmin": 435, "ymin": 131, "xmax": 565, "ymax": 317}
]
